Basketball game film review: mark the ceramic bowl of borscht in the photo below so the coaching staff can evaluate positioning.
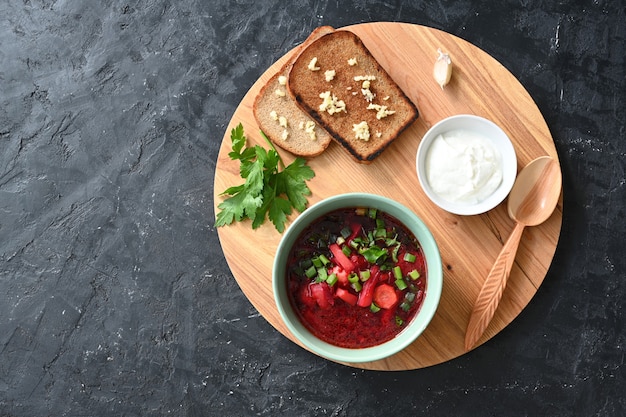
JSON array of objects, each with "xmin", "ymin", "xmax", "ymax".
[{"xmin": 273, "ymin": 193, "xmax": 442, "ymax": 363}]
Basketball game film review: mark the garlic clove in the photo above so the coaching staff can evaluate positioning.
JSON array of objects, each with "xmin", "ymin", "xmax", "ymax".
[{"xmin": 433, "ymin": 48, "xmax": 452, "ymax": 89}]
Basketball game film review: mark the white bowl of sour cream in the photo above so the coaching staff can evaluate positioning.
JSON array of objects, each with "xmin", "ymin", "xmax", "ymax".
[{"xmin": 416, "ymin": 114, "xmax": 517, "ymax": 215}]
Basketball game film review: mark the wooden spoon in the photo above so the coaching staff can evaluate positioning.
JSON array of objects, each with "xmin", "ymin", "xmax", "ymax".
[{"xmin": 464, "ymin": 156, "xmax": 562, "ymax": 351}]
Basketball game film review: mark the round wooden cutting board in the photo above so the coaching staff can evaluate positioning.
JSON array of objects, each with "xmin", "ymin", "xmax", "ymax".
[{"xmin": 213, "ymin": 22, "xmax": 562, "ymax": 371}]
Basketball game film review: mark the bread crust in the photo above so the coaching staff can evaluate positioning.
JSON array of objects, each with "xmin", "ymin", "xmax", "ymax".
[
  {"xmin": 253, "ymin": 26, "xmax": 335, "ymax": 157},
  {"xmin": 287, "ymin": 30, "xmax": 419, "ymax": 163}
]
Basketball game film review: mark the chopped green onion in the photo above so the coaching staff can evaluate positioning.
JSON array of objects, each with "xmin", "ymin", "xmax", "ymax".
[
  {"xmin": 395, "ymin": 279, "xmax": 408, "ymax": 290},
  {"xmin": 359, "ymin": 270, "xmax": 371, "ymax": 281},
  {"xmin": 317, "ymin": 268, "xmax": 328, "ymax": 281},
  {"xmin": 376, "ymin": 218, "xmax": 385, "ymax": 229},
  {"xmin": 340, "ymin": 227, "xmax": 352, "ymax": 239},
  {"xmin": 403, "ymin": 253, "xmax": 416, "ymax": 263},
  {"xmin": 341, "ymin": 245, "xmax": 351, "ymax": 257},
  {"xmin": 393, "ymin": 266, "xmax": 403, "ymax": 280},
  {"xmin": 395, "ymin": 316, "xmax": 404, "ymax": 326},
  {"xmin": 355, "ymin": 207, "xmax": 367, "ymax": 216},
  {"xmin": 404, "ymin": 292, "xmax": 416, "ymax": 302},
  {"xmin": 408, "ymin": 269, "xmax": 420, "ymax": 280},
  {"xmin": 318, "ymin": 254, "xmax": 330, "ymax": 266},
  {"xmin": 349, "ymin": 239, "xmax": 360, "ymax": 249},
  {"xmin": 305, "ymin": 265, "xmax": 317, "ymax": 279},
  {"xmin": 348, "ymin": 273, "xmax": 359, "ymax": 284},
  {"xmin": 326, "ymin": 273, "xmax": 338, "ymax": 286},
  {"xmin": 385, "ymin": 236, "xmax": 398, "ymax": 246},
  {"xmin": 400, "ymin": 301, "xmax": 411, "ymax": 312},
  {"xmin": 368, "ymin": 207, "xmax": 377, "ymax": 218},
  {"xmin": 336, "ymin": 236, "xmax": 345, "ymax": 246},
  {"xmin": 370, "ymin": 302, "xmax": 381, "ymax": 313},
  {"xmin": 374, "ymin": 228, "xmax": 387, "ymax": 239},
  {"xmin": 312, "ymin": 257, "xmax": 322, "ymax": 268},
  {"xmin": 391, "ymin": 243, "xmax": 401, "ymax": 263},
  {"xmin": 351, "ymin": 281, "xmax": 362, "ymax": 292}
]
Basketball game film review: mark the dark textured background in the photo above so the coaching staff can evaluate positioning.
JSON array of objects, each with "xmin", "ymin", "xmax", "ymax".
[{"xmin": 1, "ymin": 0, "xmax": 625, "ymax": 415}]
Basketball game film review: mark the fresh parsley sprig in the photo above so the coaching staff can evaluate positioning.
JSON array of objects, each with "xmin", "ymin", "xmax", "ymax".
[{"xmin": 215, "ymin": 123, "xmax": 315, "ymax": 233}]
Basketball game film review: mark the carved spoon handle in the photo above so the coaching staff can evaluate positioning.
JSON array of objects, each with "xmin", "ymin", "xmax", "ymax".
[{"xmin": 464, "ymin": 221, "xmax": 526, "ymax": 351}]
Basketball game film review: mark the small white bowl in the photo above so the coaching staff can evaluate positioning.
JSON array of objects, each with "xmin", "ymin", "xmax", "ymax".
[{"xmin": 416, "ymin": 115, "xmax": 517, "ymax": 215}]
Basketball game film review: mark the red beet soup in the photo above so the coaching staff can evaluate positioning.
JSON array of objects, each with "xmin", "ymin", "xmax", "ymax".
[{"xmin": 286, "ymin": 207, "xmax": 427, "ymax": 348}]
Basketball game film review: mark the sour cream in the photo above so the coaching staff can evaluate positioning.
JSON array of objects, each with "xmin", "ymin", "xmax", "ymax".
[{"xmin": 425, "ymin": 129, "xmax": 503, "ymax": 205}]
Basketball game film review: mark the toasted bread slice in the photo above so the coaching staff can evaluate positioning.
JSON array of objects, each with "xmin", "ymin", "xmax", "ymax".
[
  {"xmin": 253, "ymin": 26, "xmax": 335, "ymax": 157},
  {"xmin": 287, "ymin": 30, "xmax": 419, "ymax": 163}
]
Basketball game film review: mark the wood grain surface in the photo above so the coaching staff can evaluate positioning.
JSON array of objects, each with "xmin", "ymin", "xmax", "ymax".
[{"xmin": 213, "ymin": 22, "xmax": 563, "ymax": 371}]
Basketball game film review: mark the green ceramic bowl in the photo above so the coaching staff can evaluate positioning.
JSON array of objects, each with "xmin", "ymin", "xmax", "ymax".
[{"xmin": 273, "ymin": 193, "xmax": 442, "ymax": 363}]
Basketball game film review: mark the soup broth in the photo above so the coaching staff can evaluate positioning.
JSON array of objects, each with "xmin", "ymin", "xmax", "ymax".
[{"xmin": 286, "ymin": 207, "xmax": 427, "ymax": 348}]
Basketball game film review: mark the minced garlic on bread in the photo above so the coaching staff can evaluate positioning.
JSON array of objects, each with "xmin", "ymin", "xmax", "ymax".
[
  {"xmin": 253, "ymin": 26, "xmax": 335, "ymax": 157},
  {"xmin": 287, "ymin": 30, "xmax": 419, "ymax": 163}
]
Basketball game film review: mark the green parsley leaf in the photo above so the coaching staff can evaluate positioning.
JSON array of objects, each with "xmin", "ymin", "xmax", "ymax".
[
  {"xmin": 267, "ymin": 196, "xmax": 293, "ymax": 233},
  {"xmin": 214, "ymin": 124, "xmax": 315, "ymax": 233},
  {"xmin": 228, "ymin": 123, "xmax": 246, "ymax": 159},
  {"xmin": 278, "ymin": 158, "xmax": 315, "ymax": 212},
  {"xmin": 215, "ymin": 189, "xmax": 263, "ymax": 226}
]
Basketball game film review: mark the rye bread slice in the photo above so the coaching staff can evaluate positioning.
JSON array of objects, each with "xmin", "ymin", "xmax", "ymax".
[
  {"xmin": 253, "ymin": 26, "xmax": 334, "ymax": 157},
  {"xmin": 287, "ymin": 30, "xmax": 419, "ymax": 163}
]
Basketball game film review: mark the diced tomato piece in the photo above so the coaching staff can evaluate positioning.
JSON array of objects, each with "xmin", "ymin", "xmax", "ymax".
[
  {"xmin": 329, "ymin": 243, "xmax": 355, "ymax": 273},
  {"xmin": 330, "ymin": 265, "xmax": 349, "ymax": 286},
  {"xmin": 357, "ymin": 271, "xmax": 379, "ymax": 307},
  {"xmin": 373, "ymin": 284, "xmax": 399, "ymax": 309},
  {"xmin": 309, "ymin": 282, "xmax": 334, "ymax": 309},
  {"xmin": 350, "ymin": 253, "xmax": 368, "ymax": 270},
  {"xmin": 335, "ymin": 287, "xmax": 358, "ymax": 306},
  {"xmin": 299, "ymin": 284, "xmax": 317, "ymax": 307}
]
